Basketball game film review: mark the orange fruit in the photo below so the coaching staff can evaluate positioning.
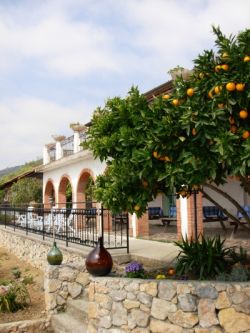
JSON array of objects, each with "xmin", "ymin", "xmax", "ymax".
[
  {"xmin": 142, "ymin": 180, "xmax": 148, "ymax": 188},
  {"xmin": 215, "ymin": 65, "xmax": 221, "ymax": 72},
  {"xmin": 192, "ymin": 128, "xmax": 197, "ymax": 136},
  {"xmin": 208, "ymin": 91, "xmax": 213, "ymax": 99},
  {"xmin": 230, "ymin": 125, "xmax": 237, "ymax": 133},
  {"xmin": 164, "ymin": 156, "xmax": 171, "ymax": 162},
  {"xmin": 214, "ymin": 86, "xmax": 222, "ymax": 94},
  {"xmin": 236, "ymin": 83, "xmax": 245, "ymax": 91},
  {"xmin": 218, "ymin": 103, "xmax": 225, "ymax": 109},
  {"xmin": 222, "ymin": 52, "xmax": 229, "ymax": 58},
  {"xmin": 167, "ymin": 267, "xmax": 176, "ymax": 276},
  {"xmin": 243, "ymin": 55, "xmax": 250, "ymax": 62},
  {"xmin": 172, "ymin": 99, "xmax": 179, "ymax": 106},
  {"xmin": 187, "ymin": 88, "xmax": 194, "ymax": 97},
  {"xmin": 153, "ymin": 151, "xmax": 159, "ymax": 159},
  {"xmin": 226, "ymin": 82, "xmax": 236, "ymax": 91},
  {"xmin": 163, "ymin": 94, "xmax": 170, "ymax": 100},
  {"xmin": 229, "ymin": 116, "xmax": 235, "ymax": 124},
  {"xmin": 134, "ymin": 204, "xmax": 141, "ymax": 211},
  {"xmin": 199, "ymin": 72, "xmax": 204, "ymax": 79},
  {"xmin": 242, "ymin": 131, "xmax": 250, "ymax": 139},
  {"xmin": 221, "ymin": 64, "xmax": 229, "ymax": 71},
  {"xmin": 239, "ymin": 110, "xmax": 248, "ymax": 119}
]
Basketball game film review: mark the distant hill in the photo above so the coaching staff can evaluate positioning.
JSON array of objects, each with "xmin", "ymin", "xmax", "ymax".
[
  {"xmin": 0, "ymin": 159, "xmax": 42, "ymax": 186},
  {"xmin": 0, "ymin": 165, "xmax": 22, "ymax": 178}
]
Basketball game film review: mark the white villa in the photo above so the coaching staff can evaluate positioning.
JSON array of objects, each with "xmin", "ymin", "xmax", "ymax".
[{"xmin": 40, "ymin": 81, "xmax": 249, "ymax": 240}]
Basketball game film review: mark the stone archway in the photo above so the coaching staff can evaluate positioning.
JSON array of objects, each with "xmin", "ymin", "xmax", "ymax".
[
  {"xmin": 44, "ymin": 179, "xmax": 55, "ymax": 208},
  {"xmin": 76, "ymin": 169, "xmax": 95, "ymax": 208},
  {"xmin": 58, "ymin": 175, "xmax": 73, "ymax": 208}
]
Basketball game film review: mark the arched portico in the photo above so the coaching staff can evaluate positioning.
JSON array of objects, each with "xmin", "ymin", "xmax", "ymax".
[
  {"xmin": 58, "ymin": 175, "xmax": 73, "ymax": 208},
  {"xmin": 76, "ymin": 169, "xmax": 95, "ymax": 208},
  {"xmin": 44, "ymin": 179, "xmax": 55, "ymax": 208}
]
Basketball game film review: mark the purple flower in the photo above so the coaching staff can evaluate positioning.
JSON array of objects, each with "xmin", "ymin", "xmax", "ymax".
[{"xmin": 125, "ymin": 261, "xmax": 143, "ymax": 273}]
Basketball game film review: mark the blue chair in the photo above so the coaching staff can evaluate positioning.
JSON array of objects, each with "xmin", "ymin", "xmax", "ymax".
[
  {"xmin": 237, "ymin": 205, "xmax": 250, "ymax": 219},
  {"xmin": 203, "ymin": 206, "xmax": 228, "ymax": 230},
  {"xmin": 148, "ymin": 207, "xmax": 163, "ymax": 220}
]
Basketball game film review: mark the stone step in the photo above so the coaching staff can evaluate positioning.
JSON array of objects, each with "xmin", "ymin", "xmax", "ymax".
[
  {"xmin": 67, "ymin": 298, "xmax": 88, "ymax": 321},
  {"xmin": 51, "ymin": 312, "xmax": 88, "ymax": 333}
]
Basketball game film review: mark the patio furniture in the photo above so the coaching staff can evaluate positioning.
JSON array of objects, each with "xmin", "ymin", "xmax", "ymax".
[
  {"xmin": 161, "ymin": 206, "xmax": 177, "ymax": 226},
  {"xmin": 148, "ymin": 207, "xmax": 163, "ymax": 220},
  {"xmin": 230, "ymin": 205, "xmax": 250, "ymax": 233},
  {"xmin": 203, "ymin": 205, "xmax": 228, "ymax": 230}
]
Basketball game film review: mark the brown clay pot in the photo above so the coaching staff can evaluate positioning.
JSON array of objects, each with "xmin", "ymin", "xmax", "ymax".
[{"xmin": 85, "ymin": 236, "xmax": 113, "ymax": 276}]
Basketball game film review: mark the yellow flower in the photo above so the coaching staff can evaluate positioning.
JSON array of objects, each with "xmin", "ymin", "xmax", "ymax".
[{"xmin": 156, "ymin": 274, "xmax": 166, "ymax": 279}]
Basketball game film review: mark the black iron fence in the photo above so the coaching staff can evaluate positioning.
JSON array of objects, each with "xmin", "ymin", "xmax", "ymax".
[{"xmin": 0, "ymin": 205, "xmax": 129, "ymax": 253}]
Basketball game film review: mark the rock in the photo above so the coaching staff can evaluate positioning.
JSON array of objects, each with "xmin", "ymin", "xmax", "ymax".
[
  {"xmin": 196, "ymin": 286, "xmax": 218, "ymax": 299},
  {"xmin": 159, "ymin": 282, "xmax": 177, "ymax": 300},
  {"xmin": 215, "ymin": 291, "xmax": 231, "ymax": 309},
  {"xmin": 140, "ymin": 282, "xmax": 158, "ymax": 296},
  {"xmin": 58, "ymin": 266, "xmax": 77, "ymax": 282},
  {"xmin": 45, "ymin": 292, "xmax": 57, "ymax": 311},
  {"xmin": 56, "ymin": 294, "xmax": 66, "ymax": 305},
  {"xmin": 198, "ymin": 298, "xmax": 219, "ymax": 328},
  {"xmin": 151, "ymin": 297, "xmax": 177, "ymax": 320},
  {"xmin": 110, "ymin": 289, "xmax": 127, "ymax": 301},
  {"xmin": 44, "ymin": 278, "xmax": 62, "ymax": 293},
  {"xmin": 95, "ymin": 293, "xmax": 112, "ymax": 310},
  {"xmin": 75, "ymin": 272, "xmax": 90, "ymax": 286},
  {"xmin": 88, "ymin": 302, "xmax": 98, "ymax": 319},
  {"xmin": 68, "ymin": 282, "xmax": 82, "ymax": 298},
  {"xmin": 46, "ymin": 265, "xmax": 59, "ymax": 279},
  {"xmin": 176, "ymin": 283, "xmax": 192, "ymax": 295},
  {"xmin": 112, "ymin": 301, "xmax": 127, "ymax": 326},
  {"xmin": 168, "ymin": 309, "xmax": 199, "ymax": 328},
  {"xmin": 140, "ymin": 304, "xmax": 150, "ymax": 313},
  {"xmin": 99, "ymin": 315, "xmax": 112, "ymax": 329},
  {"xmin": 130, "ymin": 308, "xmax": 149, "ymax": 327},
  {"xmin": 127, "ymin": 291, "xmax": 137, "ymax": 300},
  {"xmin": 231, "ymin": 291, "xmax": 247, "ymax": 304},
  {"xmin": 149, "ymin": 318, "xmax": 182, "ymax": 333},
  {"xmin": 218, "ymin": 307, "xmax": 250, "ymax": 333},
  {"xmin": 95, "ymin": 283, "xmax": 109, "ymax": 294},
  {"xmin": 88, "ymin": 282, "xmax": 95, "ymax": 301},
  {"xmin": 125, "ymin": 281, "xmax": 139, "ymax": 292},
  {"xmin": 123, "ymin": 299, "xmax": 140, "ymax": 309},
  {"xmin": 178, "ymin": 294, "xmax": 197, "ymax": 312},
  {"xmin": 131, "ymin": 328, "xmax": 150, "ymax": 333},
  {"xmin": 234, "ymin": 300, "xmax": 250, "ymax": 315},
  {"xmin": 137, "ymin": 292, "xmax": 152, "ymax": 306}
]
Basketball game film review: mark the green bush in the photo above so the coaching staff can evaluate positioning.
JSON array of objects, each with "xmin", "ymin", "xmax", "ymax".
[
  {"xmin": 174, "ymin": 235, "xmax": 232, "ymax": 280},
  {"xmin": 0, "ymin": 282, "xmax": 30, "ymax": 312}
]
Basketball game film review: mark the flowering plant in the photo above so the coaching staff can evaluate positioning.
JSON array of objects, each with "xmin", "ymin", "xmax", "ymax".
[{"xmin": 125, "ymin": 261, "xmax": 145, "ymax": 278}]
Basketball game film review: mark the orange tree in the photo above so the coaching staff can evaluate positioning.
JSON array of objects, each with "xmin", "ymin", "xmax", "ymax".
[{"xmin": 84, "ymin": 27, "xmax": 250, "ymax": 225}]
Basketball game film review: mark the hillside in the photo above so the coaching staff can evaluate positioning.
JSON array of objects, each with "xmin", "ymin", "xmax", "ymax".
[{"xmin": 0, "ymin": 159, "xmax": 42, "ymax": 186}]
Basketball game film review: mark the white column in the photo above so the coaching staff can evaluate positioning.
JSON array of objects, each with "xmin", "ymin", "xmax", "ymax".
[
  {"xmin": 180, "ymin": 196, "xmax": 188, "ymax": 239},
  {"xmin": 56, "ymin": 141, "xmax": 63, "ymax": 160},
  {"xmin": 132, "ymin": 213, "xmax": 137, "ymax": 238},
  {"xmin": 74, "ymin": 132, "xmax": 81, "ymax": 153},
  {"xmin": 43, "ymin": 145, "xmax": 50, "ymax": 165}
]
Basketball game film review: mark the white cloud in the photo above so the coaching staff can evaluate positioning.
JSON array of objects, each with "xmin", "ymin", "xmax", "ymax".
[{"xmin": 0, "ymin": 97, "xmax": 93, "ymax": 169}]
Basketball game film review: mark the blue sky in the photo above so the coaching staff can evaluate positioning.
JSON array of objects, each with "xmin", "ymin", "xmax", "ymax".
[{"xmin": 0, "ymin": 0, "xmax": 249, "ymax": 169}]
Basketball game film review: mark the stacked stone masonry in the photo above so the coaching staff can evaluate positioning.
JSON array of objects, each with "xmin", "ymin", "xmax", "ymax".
[
  {"xmin": 0, "ymin": 319, "xmax": 52, "ymax": 333},
  {"xmin": 87, "ymin": 277, "xmax": 250, "ymax": 333}
]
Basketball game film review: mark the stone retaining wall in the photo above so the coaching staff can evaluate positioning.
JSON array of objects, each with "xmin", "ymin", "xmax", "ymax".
[
  {"xmin": 45, "ymin": 263, "xmax": 89, "ymax": 314},
  {"xmin": 87, "ymin": 277, "xmax": 250, "ymax": 333},
  {"xmin": 0, "ymin": 227, "xmax": 85, "ymax": 270},
  {"xmin": 0, "ymin": 318, "xmax": 51, "ymax": 333}
]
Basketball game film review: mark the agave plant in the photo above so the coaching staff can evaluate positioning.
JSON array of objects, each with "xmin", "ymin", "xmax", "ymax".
[{"xmin": 174, "ymin": 235, "xmax": 232, "ymax": 280}]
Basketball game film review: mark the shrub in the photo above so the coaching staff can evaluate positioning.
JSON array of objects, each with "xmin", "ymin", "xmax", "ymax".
[
  {"xmin": 125, "ymin": 261, "xmax": 146, "ymax": 278},
  {"xmin": 216, "ymin": 264, "xmax": 250, "ymax": 282},
  {"xmin": 0, "ymin": 282, "xmax": 30, "ymax": 312},
  {"xmin": 174, "ymin": 235, "xmax": 232, "ymax": 280}
]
